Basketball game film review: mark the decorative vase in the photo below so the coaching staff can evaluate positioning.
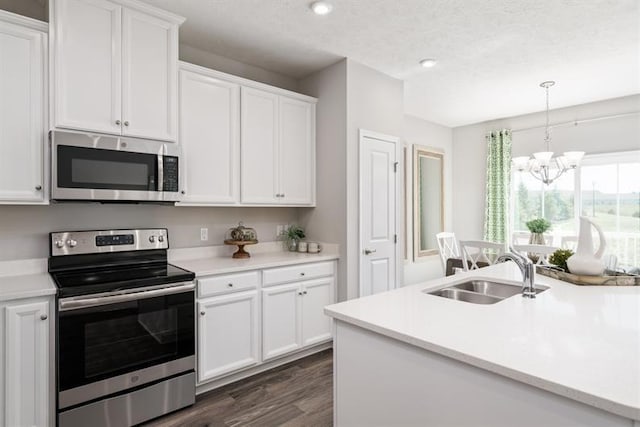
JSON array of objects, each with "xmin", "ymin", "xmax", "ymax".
[
  {"xmin": 287, "ymin": 239, "xmax": 299, "ymax": 252},
  {"xmin": 527, "ymin": 232, "xmax": 546, "ymax": 263},
  {"xmin": 566, "ymin": 216, "xmax": 606, "ymax": 276}
]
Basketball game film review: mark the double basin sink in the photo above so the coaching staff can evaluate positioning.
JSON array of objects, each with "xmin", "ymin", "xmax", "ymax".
[{"xmin": 426, "ymin": 279, "xmax": 548, "ymax": 304}]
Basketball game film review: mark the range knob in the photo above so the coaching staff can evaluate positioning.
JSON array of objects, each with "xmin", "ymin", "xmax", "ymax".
[
  {"xmin": 67, "ymin": 239, "xmax": 78, "ymax": 248},
  {"xmin": 55, "ymin": 240, "xmax": 65, "ymax": 249},
  {"xmin": 149, "ymin": 235, "xmax": 156, "ymax": 243},
  {"xmin": 158, "ymin": 235, "xmax": 164, "ymax": 243}
]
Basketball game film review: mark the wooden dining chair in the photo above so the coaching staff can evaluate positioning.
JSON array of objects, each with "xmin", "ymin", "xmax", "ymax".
[
  {"xmin": 513, "ymin": 244, "xmax": 559, "ymax": 265},
  {"xmin": 459, "ymin": 240, "xmax": 505, "ymax": 271},
  {"xmin": 436, "ymin": 232, "xmax": 460, "ymax": 275}
]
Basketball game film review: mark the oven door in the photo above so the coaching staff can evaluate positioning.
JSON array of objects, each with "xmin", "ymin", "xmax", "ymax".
[
  {"xmin": 51, "ymin": 130, "xmax": 181, "ymax": 202},
  {"xmin": 57, "ymin": 283, "xmax": 195, "ymax": 410}
]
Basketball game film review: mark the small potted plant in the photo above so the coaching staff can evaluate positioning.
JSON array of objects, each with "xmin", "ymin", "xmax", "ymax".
[
  {"xmin": 549, "ymin": 248, "xmax": 574, "ymax": 272},
  {"xmin": 283, "ymin": 225, "xmax": 305, "ymax": 252},
  {"xmin": 525, "ymin": 218, "xmax": 551, "ymax": 245}
]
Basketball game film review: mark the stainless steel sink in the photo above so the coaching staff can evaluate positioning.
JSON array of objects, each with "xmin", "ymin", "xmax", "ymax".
[
  {"xmin": 426, "ymin": 279, "xmax": 548, "ymax": 304},
  {"xmin": 429, "ymin": 288, "xmax": 502, "ymax": 305}
]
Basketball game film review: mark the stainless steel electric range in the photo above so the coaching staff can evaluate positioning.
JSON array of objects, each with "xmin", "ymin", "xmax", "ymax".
[{"xmin": 48, "ymin": 228, "xmax": 196, "ymax": 427}]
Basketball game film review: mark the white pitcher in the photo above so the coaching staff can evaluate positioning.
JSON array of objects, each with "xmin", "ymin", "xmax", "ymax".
[{"xmin": 567, "ymin": 216, "xmax": 607, "ymax": 276}]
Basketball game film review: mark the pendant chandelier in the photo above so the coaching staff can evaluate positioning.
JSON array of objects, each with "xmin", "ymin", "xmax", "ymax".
[{"xmin": 512, "ymin": 81, "xmax": 584, "ymax": 185}]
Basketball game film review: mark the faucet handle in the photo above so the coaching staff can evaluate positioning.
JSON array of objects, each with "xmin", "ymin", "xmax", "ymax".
[{"xmin": 508, "ymin": 246, "xmax": 530, "ymax": 263}]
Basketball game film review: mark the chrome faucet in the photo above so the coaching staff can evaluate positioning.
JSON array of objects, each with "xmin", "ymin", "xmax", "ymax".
[{"xmin": 496, "ymin": 247, "xmax": 537, "ymax": 298}]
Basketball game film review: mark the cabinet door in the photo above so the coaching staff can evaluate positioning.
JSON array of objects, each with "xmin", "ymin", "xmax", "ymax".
[
  {"xmin": 0, "ymin": 19, "xmax": 46, "ymax": 203},
  {"xmin": 4, "ymin": 300, "xmax": 50, "ymax": 427},
  {"xmin": 198, "ymin": 291, "xmax": 259, "ymax": 382},
  {"xmin": 279, "ymin": 97, "xmax": 314, "ymax": 205},
  {"xmin": 122, "ymin": 8, "xmax": 178, "ymax": 141},
  {"xmin": 179, "ymin": 69, "xmax": 239, "ymax": 204},
  {"xmin": 262, "ymin": 283, "xmax": 302, "ymax": 360},
  {"xmin": 301, "ymin": 277, "xmax": 334, "ymax": 347},
  {"xmin": 240, "ymin": 87, "xmax": 279, "ymax": 204},
  {"xmin": 53, "ymin": 0, "xmax": 122, "ymax": 134}
]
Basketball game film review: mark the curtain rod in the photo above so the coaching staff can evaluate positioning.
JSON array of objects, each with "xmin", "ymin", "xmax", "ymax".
[{"xmin": 511, "ymin": 111, "xmax": 639, "ymax": 134}]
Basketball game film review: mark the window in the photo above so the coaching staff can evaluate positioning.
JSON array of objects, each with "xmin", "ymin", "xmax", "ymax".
[{"xmin": 511, "ymin": 150, "xmax": 640, "ymax": 269}]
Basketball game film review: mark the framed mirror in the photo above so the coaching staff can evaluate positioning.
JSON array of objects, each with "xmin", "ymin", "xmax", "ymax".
[{"xmin": 413, "ymin": 145, "xmax": 444, "ymax": 259}]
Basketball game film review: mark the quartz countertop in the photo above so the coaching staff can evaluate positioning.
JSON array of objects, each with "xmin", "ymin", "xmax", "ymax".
[
  {"xmin": 170, "ymin": 242, "xmax": 339, "ymax": 277},
  {"xmin": 0, "ymin": 258, "xmax": 57, "ymax": 302},
  {"xmin": 325, "ymin": 263, "xmax": 640, "ymax": 421}
]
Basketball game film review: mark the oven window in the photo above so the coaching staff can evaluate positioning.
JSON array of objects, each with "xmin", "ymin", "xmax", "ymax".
[
  {"xmin": 57, "ymin": 145, "xmax": 158, "ymax": 191},
  {"xmin": 58, "ymin": 292, "xmax": 194, "ymax": 392},
  {"xmin": 84, "ymin": 306, "xmax": 178, "ymax": 379}
]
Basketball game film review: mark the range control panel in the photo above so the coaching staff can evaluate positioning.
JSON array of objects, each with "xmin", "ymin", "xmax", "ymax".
[{"xmin": 50, "ymin": 229, "xmax": 168, "ymax": 256}]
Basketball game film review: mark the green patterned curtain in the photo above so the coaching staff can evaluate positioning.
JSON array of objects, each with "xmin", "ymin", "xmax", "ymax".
[{"xmin": 484, "ymin": 130, "xmax": 512, "ymax": 243}]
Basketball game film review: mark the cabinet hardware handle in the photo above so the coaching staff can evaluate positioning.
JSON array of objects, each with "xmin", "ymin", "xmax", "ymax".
[
  {"xmin": 181, "ymin": 190, "xmax": 186, "ymax": 195},
  {"xmin": 298, "ymin": 292, "xmax": 303, "ymax": 295},
  {"xmin": 303, "ymin": 291, "xmax": 308, "ymax": 295},
  {"xmin": 124, "ymin": 121, "xmax": 130, "ymax": 126},
  {"xmin": 300, "ymin": 272, "xmax": 305, "ymax": 276},
  {"xmin": 228, "ymin": 283, "xmax": 233, "ymax": 287},
  {"xmin": 115, "ymin": 120, "xmax": 121, "ymax": 125},
  {"xmin": 35, "ymin": 185, "xmax": 42, "ymax": 191},
  {"xmin": 200, "ymin": 311, "xmax": 205, "ymax": 316},
  {"xmin": 40, "ymin": 314, "xmax": 48, "ymax": 321},
  {"xmin": 364, "ymin": 248, "xmax": 377, "ymax": 255}
]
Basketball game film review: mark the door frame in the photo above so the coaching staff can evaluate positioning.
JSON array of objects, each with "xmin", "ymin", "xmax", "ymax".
[{"xmin": 358, "ymin": 129, "xmax": 403, "ymax": 297}]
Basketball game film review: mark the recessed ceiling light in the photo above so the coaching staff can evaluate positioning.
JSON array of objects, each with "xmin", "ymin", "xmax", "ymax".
[
  {"xmin": 310, "ymin": 1, "xmax": 333, "ymax": 15},
  {"xmin": 420, "ymin": 58, "xmax": 437, "ymax": 68}
]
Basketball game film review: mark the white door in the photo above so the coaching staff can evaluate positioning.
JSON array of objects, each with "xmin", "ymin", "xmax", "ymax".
[
  {"xmin": 262, "ymin": 283, "xmax": 301, "ymax": 360},
  {"xmin": 179, "ymin": 69, "xmax": 239, "ymax": 204},
  {"xmin": 198, "ymin": 290, "xmax": 259, "ymax": 382},
  {"xmin": 4, "ymin": 300, "xmax": 50, "ymax": 427},
  {"xmin": 301, "ymin": 277, "xmax": 334, "ymax": 347},
  {"xmin": 53, "ymin": 0, "xmax": 122, "ymax": 135},
  {"xmin": 122, "ymin": 8, "xmax": 177, "ymax": 141},
  {"xmin": 241, "ymin": 87, "xmax": 279, "ymax": 204},
  {"xmin": 359, "ymin": 131, "xmax": 399, "ymax": 297},
  {"xmin": 279, "ymin": 97, "xmax": 314, "ymax": 205},
  {"xmin": 0, "ymin": 18, "xmax": 46, "ymax": 203}
]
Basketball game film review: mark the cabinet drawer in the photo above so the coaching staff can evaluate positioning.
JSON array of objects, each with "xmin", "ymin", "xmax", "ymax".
[
  {"xmin": 198, "ymin": 271, "xmax": 260, "ymax": 297},
  {"xmin": 263, "ymin": 262, "xmax": 334, "ymax": 287}
]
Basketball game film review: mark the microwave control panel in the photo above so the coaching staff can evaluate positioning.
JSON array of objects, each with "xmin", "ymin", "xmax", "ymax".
[{"xmin": 163, "ymin": 156, "xmax": 179, "ymax": 192}]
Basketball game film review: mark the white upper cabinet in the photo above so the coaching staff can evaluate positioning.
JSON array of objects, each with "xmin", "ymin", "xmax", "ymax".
[
  {"xmin": 241, "ymin": 87, "xmax": 279, "ymax": 204},
  {"xmin": 241, "ymin": 86, "xmax": 316, "ymax": 206},
  {"xmin": 122, "ymin": 8, "xmax": 177, "ymax": 140},
  {"xmin": 0, "ymin": 11, "xmax": 47, "ymax": 204},
  {"xmin": 51, "ymin": 0, "xmax": 183, "ymax": 141},
  {"xmin": 279, "ymin": 97, "xmax": 314, "ymax": 205},
  {"xmin": 179, "ymin": 65, "xmax": 240, "ymax": 204}
]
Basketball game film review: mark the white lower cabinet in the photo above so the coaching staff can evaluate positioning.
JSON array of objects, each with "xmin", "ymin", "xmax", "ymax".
[
  {"xmin": 198, "ymin": 290, "xmax": 259, "ymax": 382},
  {"xmin": 262, "ymin": 277, "xmax": 334, "ymax": 361},
  {"xmin": 1, "ymin": 297, "xmax": 52, "ymax": 427},
  {"xmin": 196, "ymin": 260, "xmax": 336, "ymax": 385}
]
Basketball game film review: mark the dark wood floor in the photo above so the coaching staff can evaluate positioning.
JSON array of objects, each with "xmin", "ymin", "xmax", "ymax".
[{"xmin": 143, "ymin": 349, "xmax": 333, "ymax": 427}]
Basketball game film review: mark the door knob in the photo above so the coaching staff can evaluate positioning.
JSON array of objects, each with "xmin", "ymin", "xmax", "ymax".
[
  {"xmin": 364, "ymin": 248, "xmax": 377, "ymax": 255},
  {"xmin": 40, "ymin": 314, "xmax": 48, "ymax": 321},
  {"xmin": 115, "ymin": 120, "xmax": 121, "ymax": 125},
  {"xmin": 124, "ymin": 121, "xmax": 130, "ymax": 126}
]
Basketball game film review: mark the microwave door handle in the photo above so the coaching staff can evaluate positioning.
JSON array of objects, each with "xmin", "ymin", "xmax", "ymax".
[
  {"xmin": 157, "ymin": 154, "xmax": 164, "ymax": 192},
  {"xmin": 59, "ymin": 282, "xmax": 195, "ymax": 312}
]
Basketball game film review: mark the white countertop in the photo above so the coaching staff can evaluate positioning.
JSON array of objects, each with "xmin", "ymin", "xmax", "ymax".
[
  {"xmin": 0, "ymin": 258, "xmax": 57, "ymax": 302},
  {"xmin": 325, "ymin": 263, "xmax": 640, "ymax": 421},
  {"xmin": 170, "ymin": 242, "xmax": 339, "ymax": 277}
]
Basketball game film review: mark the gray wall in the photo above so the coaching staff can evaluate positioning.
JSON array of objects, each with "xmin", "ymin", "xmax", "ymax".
[
  {"xmin": 452, "ymin": 94, "xmax": 640, "ymax": 242},
  {"xmin": 0, "ymin": 204, "xmax": 298, "ymax": 260},
  {"xmin": 299, "ymin": 59, "xmax": 348, "ymax": 300}
]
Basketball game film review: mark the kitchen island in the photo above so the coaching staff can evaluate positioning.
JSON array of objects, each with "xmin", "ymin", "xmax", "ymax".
[{"xmin": 325, "ymin": 263, "xmax": 640, "ymax": 427}]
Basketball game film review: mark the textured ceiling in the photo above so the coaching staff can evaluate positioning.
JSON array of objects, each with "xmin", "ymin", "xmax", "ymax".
[{"xmin": 140, "ymin": 0, "xmax": 640, "ymax": 127}]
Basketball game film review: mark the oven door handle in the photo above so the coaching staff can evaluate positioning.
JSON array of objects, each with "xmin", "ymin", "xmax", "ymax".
[{"xmin": 59, "ymin": 282, "xmax": 195, "ymax": 312}]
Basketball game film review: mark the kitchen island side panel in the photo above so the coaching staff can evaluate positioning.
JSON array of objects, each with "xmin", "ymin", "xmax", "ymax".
[{"xmin": 334, "ymin": 320, "xmax": 633, "ymax": 427}]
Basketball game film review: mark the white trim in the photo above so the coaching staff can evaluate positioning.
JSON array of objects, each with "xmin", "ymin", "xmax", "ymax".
[
  {"xmin": 179, "ymin": 61, "xmax": 318, "ymax": 104},
  {"xmin": 111, "ymin": 0, "xmax": 186, "ymax": 24},
  {"xmin": 0, "ymin": 9, "xmax": 47, "ymax": 32},
  {"xmin": 358, "ymin": 129, "xmax": 402, "ymax": 296}
]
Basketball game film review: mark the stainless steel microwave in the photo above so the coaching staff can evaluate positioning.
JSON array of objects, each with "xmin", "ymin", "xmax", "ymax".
[{"xmin": 51, "ymin": 130, "xmax": 182, "ymax": 202}]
